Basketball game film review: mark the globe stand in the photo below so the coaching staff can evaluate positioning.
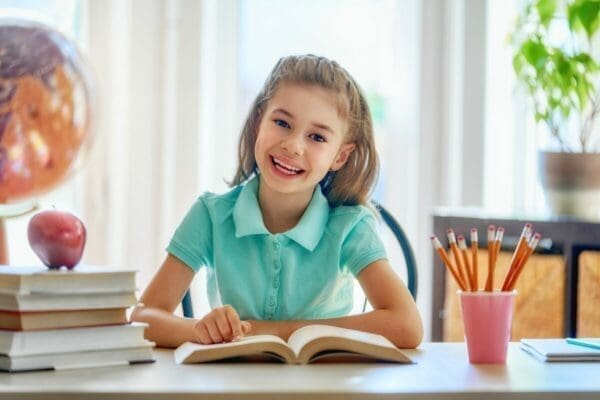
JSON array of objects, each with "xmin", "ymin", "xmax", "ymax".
[{"xmin": 0, "ymin": 201, "xmax": 39, "ymax": 265}]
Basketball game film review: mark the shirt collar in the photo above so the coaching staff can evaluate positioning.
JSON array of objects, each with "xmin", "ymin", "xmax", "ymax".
[
  {"xmin": 233, "ymin": 176, "xmax": 270, "ymax": 237},
  {"xmin": 233, "ymin": 176, "xmax": 330, "ymax": 251}
]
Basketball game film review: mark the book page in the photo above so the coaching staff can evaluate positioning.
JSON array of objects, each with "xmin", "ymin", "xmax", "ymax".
[
  {"xmin": 235, "ymin": 335, "xmax": 288, "ymax": 345},
  {"xmin": 174, "ymin": 335, "xmax": 296, "ymax": 364},
  {"xmin": 287, "ymin": 325, "xmax": 397, "ymax": 355},
  {"xmin": 286, "ymin": 324, "xmax": 413, "ymax": 364}
]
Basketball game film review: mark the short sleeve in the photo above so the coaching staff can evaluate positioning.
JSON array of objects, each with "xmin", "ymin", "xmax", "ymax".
[
  {"xmin": 340, "ymin": 211, "xmax": 387, "ymax": 276},
  {"xmin": 166, "ymin": 196, "xmax": 213, "ymax": 273}
]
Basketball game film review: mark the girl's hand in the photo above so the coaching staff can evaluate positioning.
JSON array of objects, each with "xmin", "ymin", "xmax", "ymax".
[{"xmin": 193, "ymin": 305, "xmax": 252, "ymax": 344}]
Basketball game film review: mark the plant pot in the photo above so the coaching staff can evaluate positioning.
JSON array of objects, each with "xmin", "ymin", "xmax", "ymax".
[{"xmin": 539, "ymin": 151, "xmax": 600, "ymax": 220}]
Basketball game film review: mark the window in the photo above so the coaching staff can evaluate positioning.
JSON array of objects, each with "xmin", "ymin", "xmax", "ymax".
[{"xmin": 483, "ymin": 0, "xmax": 545, "ymax": 214}]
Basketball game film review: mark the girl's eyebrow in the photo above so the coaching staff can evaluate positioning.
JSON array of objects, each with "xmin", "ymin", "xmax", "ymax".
[{"xmin": 272, "ymin": 108, "xmax": 335, "ymax": 135}]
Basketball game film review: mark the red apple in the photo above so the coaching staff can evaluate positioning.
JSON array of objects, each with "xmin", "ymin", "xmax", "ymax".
[{"xmin": 27, "ymin": 210, "xmax": 86, "ymax": 269}]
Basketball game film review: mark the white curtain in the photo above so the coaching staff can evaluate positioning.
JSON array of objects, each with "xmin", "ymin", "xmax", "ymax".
[
  {"xmin": 79, "ymin": 0, "xmax": 239, "ymax": 317},
  {"xmin": 81, "ymin": 0, "xmax": 207, "ymax": 288}
]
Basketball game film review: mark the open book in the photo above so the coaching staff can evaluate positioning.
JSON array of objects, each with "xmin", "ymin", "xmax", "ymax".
[{"xmin": 174, "ymin": 325, "xmax": 412, "ymax": 365}]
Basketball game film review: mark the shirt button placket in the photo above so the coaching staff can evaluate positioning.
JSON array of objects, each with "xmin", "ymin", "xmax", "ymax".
[{"xmin": 266, "ymin": 237, "xmax": 281, "ymax": 320}]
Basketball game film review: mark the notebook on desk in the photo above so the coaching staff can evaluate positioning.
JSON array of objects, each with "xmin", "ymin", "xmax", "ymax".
[{"xmin": 520, "ymin": 338, "xmax": 600, "ymax": 362}]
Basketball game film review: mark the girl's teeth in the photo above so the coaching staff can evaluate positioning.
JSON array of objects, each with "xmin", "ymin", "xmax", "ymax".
[
  {"xmin": 276, "ymin": 164, "xmax": 298, "ymax": 175},
  {"xmin": 273, "ymin": 157, "xmax": 301, "ymax": 173}
]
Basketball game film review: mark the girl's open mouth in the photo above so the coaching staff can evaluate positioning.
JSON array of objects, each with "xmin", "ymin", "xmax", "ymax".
[{"xmin": 271, "ymin": 156, "xmax": 305, "ymax": 176}]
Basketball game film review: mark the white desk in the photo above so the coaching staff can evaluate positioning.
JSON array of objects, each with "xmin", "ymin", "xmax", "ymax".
[{"xmin": 0, "ymin": 343, "xmax": 598, "ymax": 399}]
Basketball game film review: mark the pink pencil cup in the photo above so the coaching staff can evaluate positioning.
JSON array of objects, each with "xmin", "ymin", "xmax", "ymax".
[{"xmin": 458, "ymin": 290, "xmax": 517, "ymax": 364}]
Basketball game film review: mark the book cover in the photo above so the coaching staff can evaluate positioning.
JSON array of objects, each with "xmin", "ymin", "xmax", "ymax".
[
  {"xmin": 0, "ymin": 344, "xmax": 155, "ymax": 372},
  {"xmin": 0, "ymin": 290, "xmax": 137, "ymax": 311},
  {"xmin": 0, "ymin": 265, "xmax": 137, "ymax": 294},
  {"xmin": 0, "ymin": 308, "xmax": 128, "ymax": 331},
  {"xmin": 174, "ymin": 325, "xmax": 413, "ymax": 365},
  {"xmin": 520, "ymin": 338, "xmax": 600, "ymax": 362},
  {"xmin": 0, "ymin": 322, "xmax": 151, "ymax": 356}
]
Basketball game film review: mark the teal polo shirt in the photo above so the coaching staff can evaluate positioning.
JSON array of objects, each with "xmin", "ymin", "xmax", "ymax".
[{"xmin": 167, "ymin": 176, "xmax": 387, "ymax": 321}]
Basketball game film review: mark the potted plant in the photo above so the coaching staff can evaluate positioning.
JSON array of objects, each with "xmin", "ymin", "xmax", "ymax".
[{"xmin": 511, "ymin": 0, "xmax": 600, "ymax": 218}]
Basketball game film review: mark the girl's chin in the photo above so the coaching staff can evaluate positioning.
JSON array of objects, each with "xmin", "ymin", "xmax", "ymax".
[{"xmin": 259, "ymin": 173, "xmax": 317, "ymax": 196}]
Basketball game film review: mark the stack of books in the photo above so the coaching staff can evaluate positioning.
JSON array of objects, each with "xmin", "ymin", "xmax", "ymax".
[{"xmin": 0, "ymin": 265, "xmax": 154, "ymax": 372}]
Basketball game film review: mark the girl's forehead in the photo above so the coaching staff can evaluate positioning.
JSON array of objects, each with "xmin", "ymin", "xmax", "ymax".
[{"xmin": 268, "ymin": 82, "xmax": 349, "ymax": 119}]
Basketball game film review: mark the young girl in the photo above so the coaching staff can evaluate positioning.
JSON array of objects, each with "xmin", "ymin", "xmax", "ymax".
[{"xmin": 131, "ymin": 54, "xmax": 423, "ymax": 348}]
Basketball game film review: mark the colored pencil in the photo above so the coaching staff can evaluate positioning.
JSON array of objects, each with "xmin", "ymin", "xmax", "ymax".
[
  {"xmin": 485, "ymin": 225, "xmax": 496, "ymax": 291},
  {"xmin": 431, "ymin": 235, "xmax": 467, "ymax": 291},
  {"xmin": 447, "ymin": 230, "xmax": 470, "ymax": 291},
  {"xmin": 505, "ymin": 233, "xmax": 540, "ymax": 291},
  {"xmin": 470, "ymin": 228, "xmax": 479, "ymax": 291}
]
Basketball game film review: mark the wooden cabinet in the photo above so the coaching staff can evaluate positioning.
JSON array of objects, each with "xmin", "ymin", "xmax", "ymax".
[
  {"xmin": 432, "ymin": 209, "xmax": 600, "ymax": 341},
  {"xmin": 578, "ymin": 251, "xmax": 600, "ymax": 337}
]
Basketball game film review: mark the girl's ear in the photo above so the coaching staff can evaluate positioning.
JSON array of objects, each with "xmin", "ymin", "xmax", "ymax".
[{"xmin": 331, "ymin": 142, "xmax": 356, "ymax": 171}]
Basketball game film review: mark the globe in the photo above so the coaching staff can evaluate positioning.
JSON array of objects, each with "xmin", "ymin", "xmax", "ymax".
[{"xmin": 0, "ymin": 18, "xmax": 93, "ymax": 206}]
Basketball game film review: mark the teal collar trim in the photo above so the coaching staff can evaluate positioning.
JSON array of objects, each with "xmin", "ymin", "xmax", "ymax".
[{"xmin": 233, "ymin": 177, "xmax": 330, "ymax": 251}]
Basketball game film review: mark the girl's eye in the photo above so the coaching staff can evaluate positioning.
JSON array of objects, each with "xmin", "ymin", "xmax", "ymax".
[
  {"xmin": 309, "ymin": 133, "xmax": 326, "ymax": 143},
  {"xmin": 274, "ymin": 119, "xmax": 290, "ymax": 129}
]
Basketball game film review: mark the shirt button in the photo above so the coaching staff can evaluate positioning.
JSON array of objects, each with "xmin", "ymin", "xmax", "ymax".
[
  {"xmin": 273, "ymin": 241, "xmax": 280, "ymax": 249},
  {"xmin": 267, "ymin": 315, "xmax": 273, "ymax": 320},
  {"xmin": 273, "ymin": 279, "xmax": 279, "ymax": 288}
]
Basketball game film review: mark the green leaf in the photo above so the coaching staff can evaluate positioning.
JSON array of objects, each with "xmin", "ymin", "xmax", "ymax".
[
  {"xmin": 573, "ymin": 75, "xmax": 589, "ymax": 110},
  {"xmin": 534, "ymin": 111, "xmax": 545, "ymax": 122},
  {"xmin": 513, "ymin": 54, "xmax": 525, "ymax": 75},
  {"xmin": 573, "ymin": 53, "xmax": 593, "ymax": 65},
  {"xmin": 522, "ymin": 39, "xmax": 549, "ymax": 72},
  {"xmin": 568, "ymin": 3, "xmax": 579, "ymax": 31},
  {"xmin": 555, "ymin": 54, "xmax": 571, "ymax": 76},
  {"xmin": 535, "ymin": 0, "xmax": 558, "ymax": 27},
  {"xmin": 568, "ymin": 0, "xmax": 600, "ymax": 39}
]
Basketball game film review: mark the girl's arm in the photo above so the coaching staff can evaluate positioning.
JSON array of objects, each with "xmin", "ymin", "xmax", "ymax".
[
  {"xmin": 130, "ymin": 255, "xmax": 201, "ymax": 348},
  {"xmin": 247, "ymin": 259, "xmax": 423, "ymax": 348},
  {"xmin": 132, "ymin": 254, "xmax": 250, "ymax": 347}
]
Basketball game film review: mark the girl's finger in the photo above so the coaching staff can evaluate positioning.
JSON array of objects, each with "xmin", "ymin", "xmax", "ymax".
[
  {"xmin": 241, "ymin": 321, "xmax": 252, "ymax": 335},
  {"xmin": 205, "ymin": 319, "xmax": 224, "ymax": 343},
  {"xmin": 193, "ymin": 321, "xmax": 212, "ymax": 345},
  {"xmin": 215, "ymin": 310, "xmax": 233, "ymax": 341},
  {"xmin": 224, "ymin": 306, "xmax": 243, "ymax": 339}
]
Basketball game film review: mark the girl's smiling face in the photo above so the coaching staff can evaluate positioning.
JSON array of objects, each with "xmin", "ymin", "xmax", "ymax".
[{"xmin": 254, "ymin": 82, "xmax": 355, "ymax": 203}]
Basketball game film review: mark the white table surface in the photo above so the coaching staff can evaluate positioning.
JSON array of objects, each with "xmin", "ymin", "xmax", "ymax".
[{"xmin": 1, "ymin": 342, "xmax": 599, "ymax": 399}]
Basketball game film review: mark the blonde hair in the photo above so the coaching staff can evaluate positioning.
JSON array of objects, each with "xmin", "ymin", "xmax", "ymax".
[{"xmin": 231, "ymin": 54, "xmax": 379, "ymax": 207}]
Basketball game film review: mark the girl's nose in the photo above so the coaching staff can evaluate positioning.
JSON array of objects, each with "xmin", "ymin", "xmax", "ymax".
[{"xmin": 281, "ymin": 133, "xmax": 303, "ymax": 156}]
